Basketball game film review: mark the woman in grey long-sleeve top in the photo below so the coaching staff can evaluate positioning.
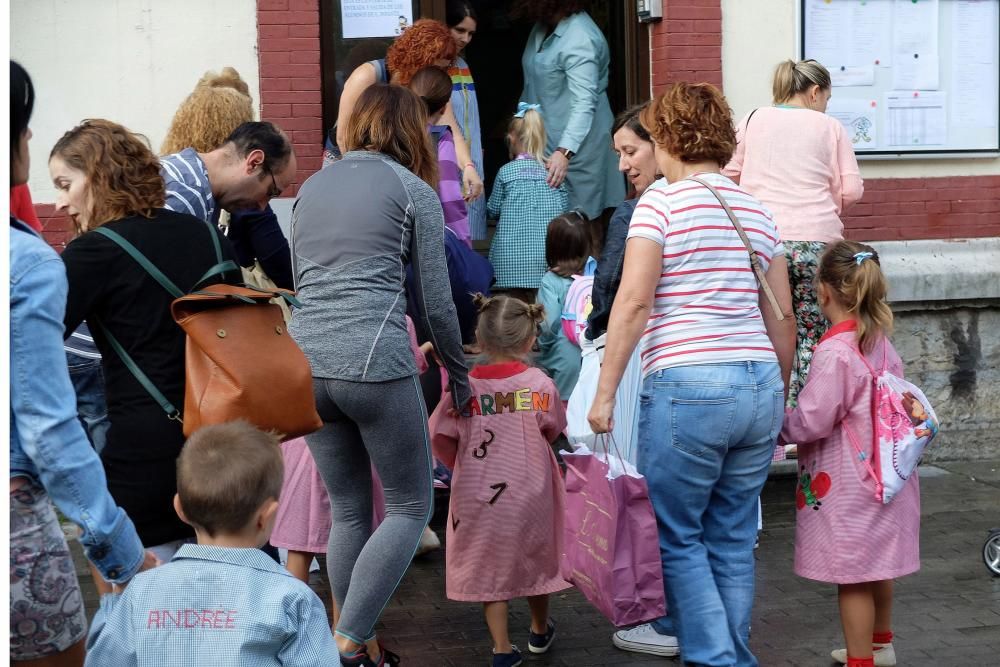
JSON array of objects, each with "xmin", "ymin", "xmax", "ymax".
[{"xmin": 290, "ymin": 84, "xmax": 471, "ymax": 667}]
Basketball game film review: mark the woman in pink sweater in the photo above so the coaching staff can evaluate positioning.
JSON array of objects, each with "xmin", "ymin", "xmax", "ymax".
[{"xmin": 725, "ymin": 59, "xmax": 864, "ymax": 413}]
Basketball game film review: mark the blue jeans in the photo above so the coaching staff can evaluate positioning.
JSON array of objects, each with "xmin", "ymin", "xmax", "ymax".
[
  {"xmin": 66, "ymin": 352, "xmax": 109, "ymax": 454},
  {"xmin": 638, "ymin": 361, "xmax": 783, "ymax": 667}
]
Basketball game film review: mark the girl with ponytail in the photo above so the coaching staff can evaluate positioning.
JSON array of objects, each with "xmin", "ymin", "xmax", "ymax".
[
  {"xmin": 782, "ymin": 241, "xmax": 920, "ymax": 667},
  {"xmin": 486, "ymin": 105, "xmax": 569, "ymax": 298},
  {"xmin": 429, "ymin": 293, "xmax": 570, "ymax": 667}
]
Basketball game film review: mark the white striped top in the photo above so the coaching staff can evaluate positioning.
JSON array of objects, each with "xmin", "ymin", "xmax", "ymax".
[
  {"xmin": 160, "ymin": 148, "xmax": 215, "ymax": 223},
  {"xmin": 626, "ymin": 173, "xmax": 784, "ymax": 377}
]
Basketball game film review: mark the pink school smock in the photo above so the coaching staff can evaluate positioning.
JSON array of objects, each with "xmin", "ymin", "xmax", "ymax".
[
  {"xmin": 429, "ymin": 361, "xmax": 571, "ymax": 602},
  {"xmin": 781, "ymin": 320, "xmax": 921, "ymax": 584}
]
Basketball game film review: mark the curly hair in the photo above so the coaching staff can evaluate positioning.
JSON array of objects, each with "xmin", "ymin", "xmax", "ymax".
[
  {"xmin": 640, "ymin": 82, "xmax": 735, "ymax": 167},
  {"xmin": 161, "ymin": 67, "xmax": 254, "ymax": 154},
  {"xmin": 386, "ymin": 19, "xmax": 457, "ymax": 85},
  {"xmin": 512, "ymin": 0, "xmax": 591, "ymax": 22},
  {"xmin": 50, "ymin": 119, "xmax": 165, "ymax": 232}
]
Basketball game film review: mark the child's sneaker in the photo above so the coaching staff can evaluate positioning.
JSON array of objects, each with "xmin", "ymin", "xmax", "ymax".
[
  {"xmin": 527, "ymin": 620, "xmax": 556, "ymax": 654},
  {"xmin": 339, "ymin": 645, "xmax": 400, "ymax": 667},
  {"xmin": 491, "ymin": 645, "xmax": 522, "ymax": 667},
  {"xmin": 612, "ymin": 623, "xmax": 680, "ymax": 657},
  {"xmin": 831, "ymin": 643, "xmax": 896, "ymax": 666}
]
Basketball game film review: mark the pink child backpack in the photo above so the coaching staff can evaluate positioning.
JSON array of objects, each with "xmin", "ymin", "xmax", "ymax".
[
  {"xmin": 560, "ymin": 274, "xmax": 594, "ymax": 347},
  {"xmin": 841, "ymin": 338, "xmax": 939, "ymax": 504}
]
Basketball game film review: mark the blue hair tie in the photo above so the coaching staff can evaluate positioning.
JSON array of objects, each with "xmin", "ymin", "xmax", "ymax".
[
  {"xmin": 514, "ymin": 102, "xmax": 541, "ymax": 118},
  {"xmin": 853, "ymin": 251, "xmax": 874, "ymax": 266}
]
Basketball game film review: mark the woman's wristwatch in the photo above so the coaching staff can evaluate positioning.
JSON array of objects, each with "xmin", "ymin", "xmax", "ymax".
[{"xmin": 555, "ymin": 147, "xmax": 574, "ymax": 161}]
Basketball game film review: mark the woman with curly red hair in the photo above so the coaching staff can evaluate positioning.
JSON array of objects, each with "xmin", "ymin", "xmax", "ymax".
[
  {"xmin": 51, "ymin": 119, "xmax": 240, "ymax": 564},
  {"xmin": 332, "ymin": 19, "xmax": 483, "ymax": 202},
  {"xmin": 588, "ymin": 83, "xmax": 795, "ymax": 665}
]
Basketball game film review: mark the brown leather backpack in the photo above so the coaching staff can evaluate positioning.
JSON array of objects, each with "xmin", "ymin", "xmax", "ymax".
[{"xmin": 93, "ymin": 225, "xmax": 322, "ymax": 441}]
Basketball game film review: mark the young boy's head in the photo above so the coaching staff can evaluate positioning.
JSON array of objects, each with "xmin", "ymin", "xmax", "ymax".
[
  {"xmin": 174, "ymin": 420, "xmax": 283, "ymax": 546},
  {"xmin": 408, "ymin": 66, "xmax": 452, "ymax": 125}
]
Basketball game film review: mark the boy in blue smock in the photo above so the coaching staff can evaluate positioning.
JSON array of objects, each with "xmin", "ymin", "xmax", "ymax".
[{"xmin": 85, "ymin": 421, "xmax": 335, "ymax": 667}]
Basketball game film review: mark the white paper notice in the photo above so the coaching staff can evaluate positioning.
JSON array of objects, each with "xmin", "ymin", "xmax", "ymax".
[
  {"xmin": 804, "ymin": 0, "xmax": 848, "ymax": 70},
  {"xmin": 342, "ymin": 0, "xmax": 413, "ymax": 39},
  {"xmin": 892, "ymin": 0, "xmax": 940, "ymax": 90},
  {"xmin": 951, "ymin": 0, "xmax": 998, "ymax": 129},
  {"xmin": 885, "ymin": 91, "xmax": 947, "ymax": 146},
  {"xmin": 827, "ymin": 98, "xmax": 879, "ymax": 149},
  {"xmin": 831, "ymin": 65, "xmax": 876, "ymax": 87},
  {"xmin": 850, "ymin": 0, "xmax": 893, "ymax": 68}
]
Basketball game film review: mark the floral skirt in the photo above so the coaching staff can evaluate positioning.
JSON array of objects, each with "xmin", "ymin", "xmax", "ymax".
[
  {"xmin": 786, "ymin": 240, "xmax": 830, "ymax": 407},
  {"xmin": 9, "ymin": 480, "xmax": 87, "ymax": 660}
]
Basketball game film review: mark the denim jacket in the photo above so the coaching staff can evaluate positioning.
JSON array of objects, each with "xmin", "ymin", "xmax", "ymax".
[
  {"xmin": 9, "ymin": 218, "xmax": 144, "ymax": 583},
  {"xmin": 585, "ymin": 198, "xmax": 637, "ymax": 341}
]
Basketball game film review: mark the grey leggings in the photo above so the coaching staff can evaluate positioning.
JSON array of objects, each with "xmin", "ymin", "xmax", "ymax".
[{"xmin": 305, "ymin": 375, "xmax": 433, "ymax": 645}]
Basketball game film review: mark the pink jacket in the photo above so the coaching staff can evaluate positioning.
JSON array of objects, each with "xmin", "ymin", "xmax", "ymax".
[
  {"xmin": 724, "ymin": 106, "xmax": 863, "ymax": 243},
  {"xmin": 781, "ymin": 321, "xmax": 920, "ymax": 584}
]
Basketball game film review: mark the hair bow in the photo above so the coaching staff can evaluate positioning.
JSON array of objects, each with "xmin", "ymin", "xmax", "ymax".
[
  {"xmin": 853, "ymin": 251, "xmax": 874, "ymax": 265},
  {"xmin": 514, "ymin": 102, "xmax": 541, "ymax": 118}
]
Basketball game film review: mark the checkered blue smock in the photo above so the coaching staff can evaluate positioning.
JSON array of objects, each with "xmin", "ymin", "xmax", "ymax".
[
  {"xmin": 84, "ymin": 544, "xmax": 335, "ymax": 666},
  {"xmin": 487, "ymin": 156, "xmax": 569, "ymax": 289}
]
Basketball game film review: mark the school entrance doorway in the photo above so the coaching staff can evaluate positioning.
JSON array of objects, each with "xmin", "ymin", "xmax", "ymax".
[{"xmin": 318, "ymin": 1, "xmax": 649, "ymax": 193}]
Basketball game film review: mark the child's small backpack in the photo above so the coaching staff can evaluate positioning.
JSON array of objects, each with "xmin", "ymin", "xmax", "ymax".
[
  {"xmin": 560, "ymin": 274, "xmax": 594, "ymax": 346},
  {"xmin": 841, "ymin": 338, "xmax": 939, "ymax": 504}
]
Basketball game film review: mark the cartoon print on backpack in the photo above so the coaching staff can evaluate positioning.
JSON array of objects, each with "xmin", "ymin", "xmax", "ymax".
[
  {"xmin": 903, "ymin": 391, "xmax": 938, "ymax": 440},
  {"xmin": 796, "ymin": 462, "xmax": 831, "ymax": 511}
]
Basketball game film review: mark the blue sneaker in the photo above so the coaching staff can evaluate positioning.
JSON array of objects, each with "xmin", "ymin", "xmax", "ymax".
[
  {"xmin": 528, "ymin": 620, "xmax": 556, "ymax": 654},
  {"xmin": 491, "ymin": 645, "xmax": 522, "ymax": 667}
]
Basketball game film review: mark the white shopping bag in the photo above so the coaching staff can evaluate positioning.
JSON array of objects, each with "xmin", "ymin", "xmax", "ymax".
[{"xmin": 566, "ymin": 334, "xmax": 642, "ymax": 464}]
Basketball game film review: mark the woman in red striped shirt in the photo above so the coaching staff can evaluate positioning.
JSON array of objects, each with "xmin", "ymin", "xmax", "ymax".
[{"xmin": 588, "ymin": 83, "xmax": 795, "ymax": 666}]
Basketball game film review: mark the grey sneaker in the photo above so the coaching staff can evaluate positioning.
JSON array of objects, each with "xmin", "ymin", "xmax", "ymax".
[{"xmin": 612, "ymin": 623, "xmax": 680, "ymax": 657}]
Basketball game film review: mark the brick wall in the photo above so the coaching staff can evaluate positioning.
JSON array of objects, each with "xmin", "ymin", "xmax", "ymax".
[
  {"xmin": 35, "ymin": 205, "xmax": 72, "ymax": 253},
  {"xmin": 650, "ymin": 0, "xmax": 723, "ymax": 91},
  {"xmin": 257, "ymin": 0, "xmax": 324, "ymax": 197},
  {"xmin": 843, "ymin": 175, "xmax": 1000, "ymax": 242}
]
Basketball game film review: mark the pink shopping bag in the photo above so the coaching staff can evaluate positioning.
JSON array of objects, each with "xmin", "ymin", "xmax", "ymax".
[{"xmin": 561, "ymin": 444, "xmax": 666, "ymax": 627}]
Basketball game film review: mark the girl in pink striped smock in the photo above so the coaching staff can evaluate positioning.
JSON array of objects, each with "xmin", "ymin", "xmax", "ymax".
[
  {"xmin": 782, "ymin": 241, "xmax": 919, "ymax": 667},
  {"xmin": 430, "ymin": 294, "xmax": 569, "ymax": 667}
]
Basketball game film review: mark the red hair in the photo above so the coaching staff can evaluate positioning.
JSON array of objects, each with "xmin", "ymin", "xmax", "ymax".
[
  {"xmin": 641, "ymin": 83, "xmax": 736, "ymax": 167},
  {"xmin": 386, "ymin": 19, "xmax": 457, "ymax": 85}
]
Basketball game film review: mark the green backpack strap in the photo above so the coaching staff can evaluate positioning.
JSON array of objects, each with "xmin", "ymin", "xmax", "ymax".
[
  {"xmin": 92, "ymin": 227, "xmax": 185, "ymax": 422},
  {"xmin": 92, "ymin": 315, "xmax": 181, "ymax": 423}
]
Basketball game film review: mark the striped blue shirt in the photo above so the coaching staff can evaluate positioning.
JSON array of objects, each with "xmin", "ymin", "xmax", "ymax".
[
  {"xmin": 84, "ymin": 544, "xmax": 335, "ymax": 666},
  {"xmin": 161, "ymin": 148, "xmax": 216, "ymax": 223},
  {"xmin": 64, "ymin": 321, "xmax": 101, "ymax": 359}
]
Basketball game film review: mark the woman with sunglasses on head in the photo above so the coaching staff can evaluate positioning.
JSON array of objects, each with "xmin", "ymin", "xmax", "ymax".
[{"xmin": 53, "ymin": 119, "xmax": 240, "ymax": 566}]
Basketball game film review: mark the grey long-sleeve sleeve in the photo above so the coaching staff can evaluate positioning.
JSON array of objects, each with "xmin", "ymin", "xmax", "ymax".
[{"xmin": 405, "ymin": 172, "xmax": 471, "ymax": 411}]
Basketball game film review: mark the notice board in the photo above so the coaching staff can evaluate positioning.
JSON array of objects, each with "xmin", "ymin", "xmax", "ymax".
[{"xmin": 800, "ymin": 0, "xmax": 1000, "ymax": 158}]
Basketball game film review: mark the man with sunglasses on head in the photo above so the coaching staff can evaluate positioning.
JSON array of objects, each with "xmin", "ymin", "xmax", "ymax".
[{"xmin": 160, "ymin": 121, "xmax": 297, "ymax": 290}]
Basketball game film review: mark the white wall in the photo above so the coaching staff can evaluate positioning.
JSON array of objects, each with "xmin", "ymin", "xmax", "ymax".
[
  {"xmin": 720, "ymin": 0, "xmax": 1000, "ymax": 179},
  {"xmin": 11, "ymin": 0, "xmax": 261, "ymax": 203}
]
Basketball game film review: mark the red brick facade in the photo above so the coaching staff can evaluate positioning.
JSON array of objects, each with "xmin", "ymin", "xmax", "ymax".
[
  {"xmin": 842, "ymin": 175, "xmax": 1000, "ymax": 241},
  {"xmin": 257, "ymin": 0, "xmax": 324, "ymax": 197},
  {"xmin": 33, "ymin": 0, "xmax": 997, "ymax": 248},
  {"xmin": 650, "ymin": 0, "xmax": 723, "ymax": 89}
]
